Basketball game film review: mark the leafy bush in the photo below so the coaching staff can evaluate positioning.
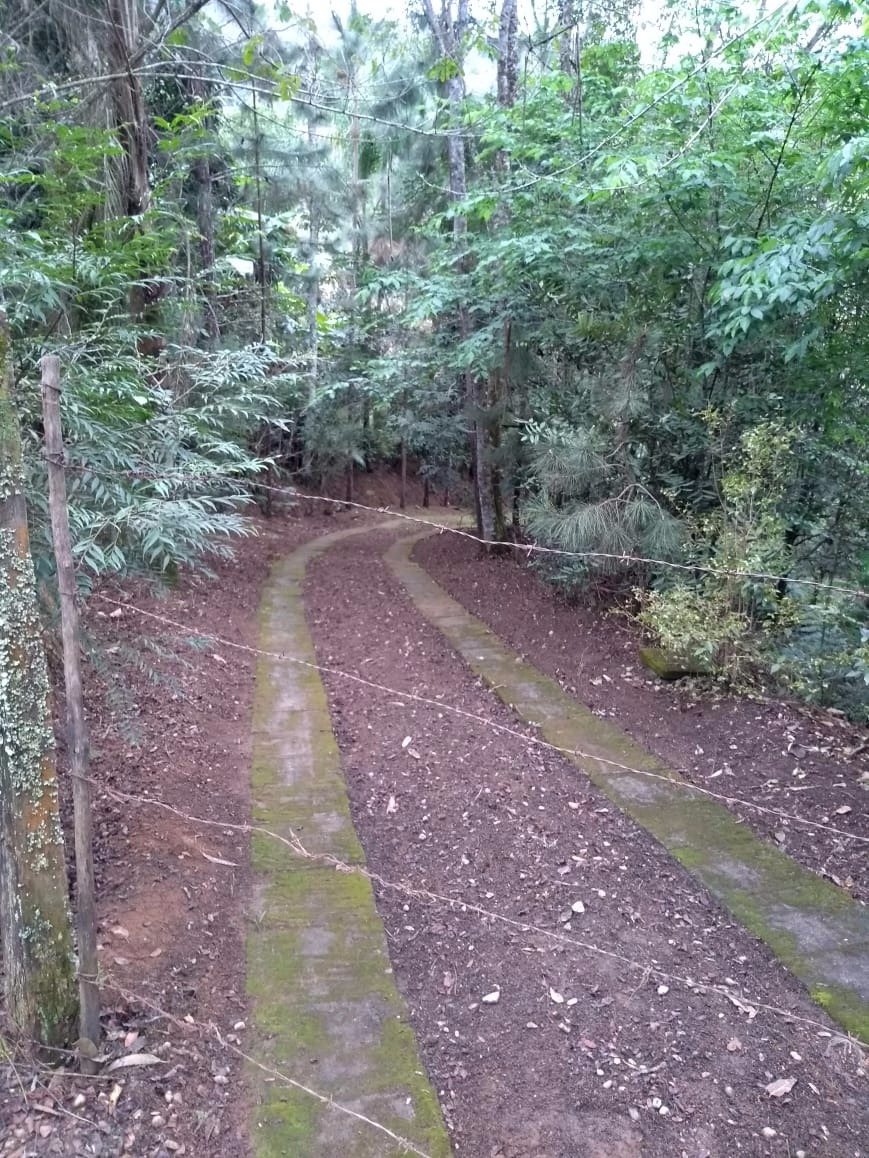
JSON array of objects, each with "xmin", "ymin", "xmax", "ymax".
[
  {"xmin": 636, "ymin": 583, "xmax": 753, "ymax": 672},
  {"xmin": 19, "ymin": 339, "xmax": 296, "ymax": 584}
]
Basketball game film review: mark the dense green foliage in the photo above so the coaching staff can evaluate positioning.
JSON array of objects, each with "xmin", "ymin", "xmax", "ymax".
[{"xmin": 1, "ymin": 0, "xmax": 866, "ymax": 716}]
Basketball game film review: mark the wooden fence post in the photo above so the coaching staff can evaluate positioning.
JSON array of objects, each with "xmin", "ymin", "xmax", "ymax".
[{"xmin": 41, "ymin": 355, "xmax": 101, "ymax": 1066}]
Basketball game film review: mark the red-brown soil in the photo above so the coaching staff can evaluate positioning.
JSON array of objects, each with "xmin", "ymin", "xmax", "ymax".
[
  {"xmin": 3, "ymin": 503, "xmax": 866, "ymax": 1158},
  {"xmin": 0, "ymin": 505, "xmax": 339, "ymax": 1158},
  {"xmin": 304, "ymin": 529, "xmax": 869, "ymax": 1158},
  {"xmin": 416, "ymin": 534, "xmax": 869, "ymax": 903}
]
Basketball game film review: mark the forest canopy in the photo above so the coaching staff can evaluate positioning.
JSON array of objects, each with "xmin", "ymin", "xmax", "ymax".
[{"xmin": 1, "ymin": 0, "xmax": 867, "ymax": 717}]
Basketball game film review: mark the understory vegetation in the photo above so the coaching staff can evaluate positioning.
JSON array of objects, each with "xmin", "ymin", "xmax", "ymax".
[{"xmin": 2, "ymin": 0, "xmax": 867, "ymax": 718}]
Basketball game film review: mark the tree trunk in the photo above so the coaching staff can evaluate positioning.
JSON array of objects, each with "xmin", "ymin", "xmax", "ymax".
[
  {"xmin": 251, "ymin": 82, "xmax": 268, "ymax": 345},
  {"xmin": 106, "ymin": 0, "xmax": 149, "ymax": 218},
  {"xmin": 512, "ymin": 480, "xmax": 522, "ymax": 531},
  {"xmin": 194, "ymin": 151, "xmax": 218, "ymax": 347},
  {"xmin": 400, "ymin": 439, "xmax": 407, "ymax": 510},
  {"xmin": 421, "ymin": 0, "xmax": 497, "ymax": 540},
  {"xmin": 41, "ymin": 357, "xmax": 100, "ymax": 1065},
  {"xmin": 306, "ymin": 198, "xmax": 320, "ymax": 405},
  {"xmin": 420, "ymin": 1, "xmax": 497, "ymax": 540},
  {"xmin": 497, "ymin": 0, "xmax": 518, "ymax": 107},
  {"xmin": 473, "ymin": 373, "xmax": 496, "ymax": 543},
  {"xmin": 0, "ymin": 318, "xmax": 77, "ymax": 1049},
  {"xmin": 489, "ymin": 372, "xmax": 507, "ymax": 542},
  {"xmin": 484, "ymin": 0, "xmax": 519, "ymax": 546},
  {"xmin": 106, "ymin": 0, "xmax": 150, "ymax": 319},
  {"xmin": 558, "ymin": 0, "xmax": 578, "ymax": 76},
  {"xmin": 187, "ymin": 75, "xmax": 219, "ymax": 349}
]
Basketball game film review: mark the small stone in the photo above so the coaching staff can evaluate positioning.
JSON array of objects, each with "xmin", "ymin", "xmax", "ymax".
[
  {"xmin": 762, "ymin": 1127, "xmax": 777, "ymax": 1139},
  {"xmin": 657, "ymin": 984, "xmax": 669, "ymax": 996}
]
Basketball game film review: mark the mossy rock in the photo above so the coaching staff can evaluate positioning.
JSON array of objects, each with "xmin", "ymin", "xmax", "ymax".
[{"xmin": 638, "ymin": 646, "xmax": 710, "ymax": 680}]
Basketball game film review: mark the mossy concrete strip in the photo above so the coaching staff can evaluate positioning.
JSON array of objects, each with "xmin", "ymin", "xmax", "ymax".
[
  {"xmin": 388, "ymin": 533, "xmax": 869, "ymax": 1040},
  {"xmin": 638, "ymin": 645, "xmax": 710, "ymax": 679},
  {"xmin": 248, "ymin": 522, "xmax": 452, "ymax": 1158}
]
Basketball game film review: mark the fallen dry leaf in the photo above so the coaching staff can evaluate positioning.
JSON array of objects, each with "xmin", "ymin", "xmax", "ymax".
[
  {"xmin": 764, "ymin": 1076, "xmax": 797, "ymax": 1098},
  {"xmin": 106, "ymin": 1052, "xmax": 163, "ymax": 1072},
  {"xmin": 726, "ymin": 993, "xmax": 758, "ymax": 1019}
]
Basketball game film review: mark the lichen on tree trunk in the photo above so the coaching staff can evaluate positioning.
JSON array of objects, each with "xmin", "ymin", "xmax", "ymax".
[{"xmin": 0, "ymin": 320, "xmax": 77, "ymax": 1048}]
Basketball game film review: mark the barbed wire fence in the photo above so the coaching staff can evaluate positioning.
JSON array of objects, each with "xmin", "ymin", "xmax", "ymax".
[
  {"xmin": 12, "ymin": 422, "xmax": 865, "ymax": 1155},
  {"xmin": 53, "ymin": 459, "xmax": 869, "ymax": 602},
  {"xmin": 85, "ymin": 775, "xmax": 867, "ymax": 1049},
  {"xmin": 92, "ymin": 591, "xmax": 866, "ymax": 846}
]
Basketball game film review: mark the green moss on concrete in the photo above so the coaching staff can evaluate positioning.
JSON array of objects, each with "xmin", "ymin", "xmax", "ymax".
[
  {"xmin": 672, "ymin": 847, "xmax": 704, "ymax": 869},
  {"xmin": 251, "ymin": 1089, "xmax": 320, "ymax": 1158},
  {"xmin": 369, "ymin": 1017, "xmax": 453, "ymax": 1157},
  {"xmin": 246, "ymin": 523, "xmax": 451, "ymax": 1157},
  {"xmin": 638, "ymin": 646, "xmax": 710, "ymax": 679},
  {"xmin": 810, "ymin": 986, "xmax": 869, "ymax": 1040},
  {"xmin": 390, "ymin": 531, "xmax": 869, "ymax": 1042}
]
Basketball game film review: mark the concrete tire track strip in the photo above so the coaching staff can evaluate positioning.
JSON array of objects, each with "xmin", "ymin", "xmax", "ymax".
[
  {"xmin": 246, "ymin": 521, "xmax": 869, "ymax": 1156},
  {"xmin": 247, "ymin": 521, "xmax": 451, "ymax": 1158}
]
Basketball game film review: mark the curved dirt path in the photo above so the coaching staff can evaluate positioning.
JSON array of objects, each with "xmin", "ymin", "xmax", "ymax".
[{"xmin": 299, "ymin": 524, "xmax": 867, "ymax": 1158}]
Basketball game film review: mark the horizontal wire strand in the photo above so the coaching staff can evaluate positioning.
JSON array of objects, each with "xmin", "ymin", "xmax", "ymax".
[
  {"xmin": 96, "ymin": 973, "xmax": 435, "ymax": 1158},
  {"xmin": 54, "ymin": 460, "xmax": 869, "ymax": 601},
  {"xmin": 88, "ymin": 777, "xmax": 868, "ymax": 1050},
  {"xmin": 91, "ymin": 591, "xmax": 867, "ymax": 846}
]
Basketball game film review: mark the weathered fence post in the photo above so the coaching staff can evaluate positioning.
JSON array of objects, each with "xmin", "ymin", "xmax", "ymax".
[
  {"xmin": 41, "ymin": 355, "xmax": 100, "ymax": 1065},
  {"xmin": 0, "ymin": 316, "xmax": 78, "ymax": 1049}
]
